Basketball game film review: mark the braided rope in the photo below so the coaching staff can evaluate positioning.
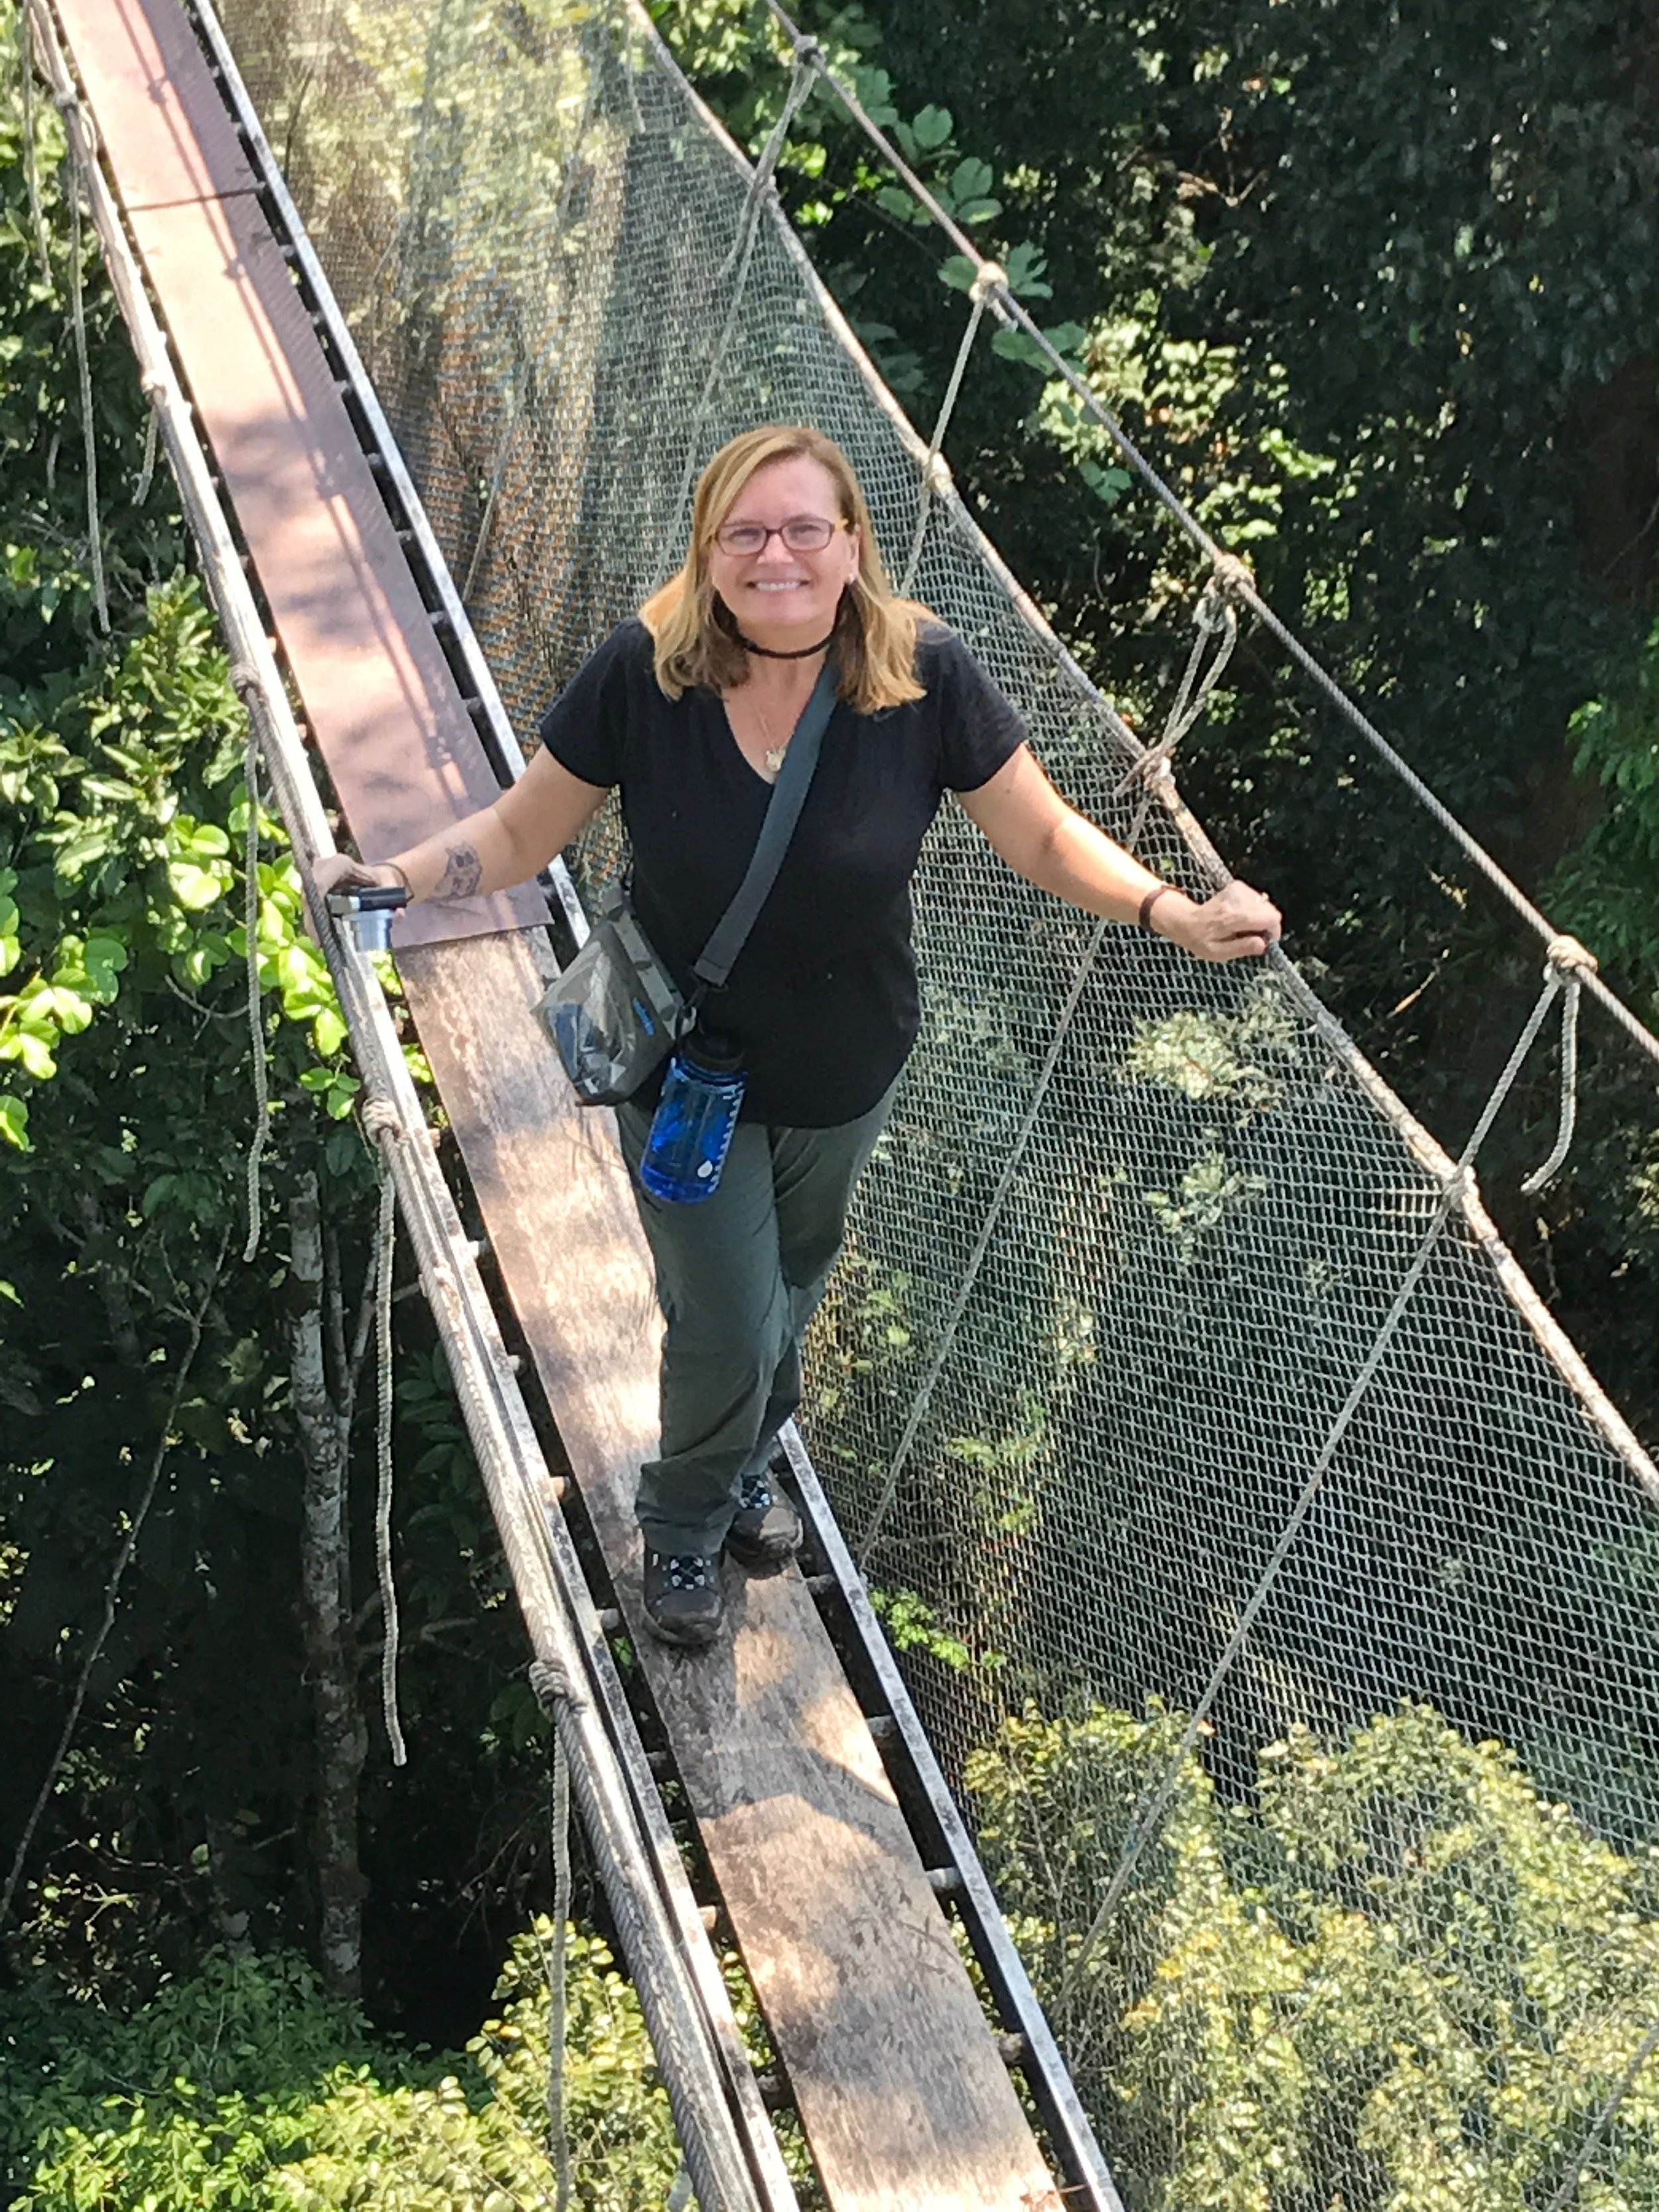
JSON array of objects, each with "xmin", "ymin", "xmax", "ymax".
[
  {"xmin": 240, "ymin": 717, "xmax": 268, "ymax": 1263},
  {"xmin": 857, "ymin": 917, "xmax": 1110, "ymax": 1569},
  {"xmin": 1116, "ymin": 565, "xmax": 1244, "ymax": 848},
  {"xmin": 1058, "ymin": 963, "xmax": 1571, "ymax": 2008},
  {"xmin": 17, "ymin": 5, "xmax": 50, "ymax": 283},
  {"xmin": 662, "ymin": 50, "xmax": 818, "ymax": 574},
  {"xmin": 527, "ymin": 1657, "xmax": 579, "ymax": 2206},
  {"xmin": 548, "ymin": 1732, "xmax": 573, "ymax": 2209},
  {"xmin": 135, "ymin": 405, "xmax": 159, "ymax": 508},
  {"xmin": 370, "ymin": 1138, "xmax": 406, "ymax": 1766},
  {"xmin": 63, "ymin": 155, "xmax": 109, "ymax": 634},
  {"xmin": 898, "ymin": 261, "xmax": 1006, "ymax": 597},
  {"xmin": 1521, "ymin": 936, "xmax": 1596, "ymax": 1197},
  {"xmin": 1541, "ymin": 2015, "xmax": 1659, "ymax": 2212}
]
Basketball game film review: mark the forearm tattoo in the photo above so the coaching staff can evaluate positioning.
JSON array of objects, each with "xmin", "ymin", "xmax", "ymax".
[{"xmin": 433, "ymin": 843, "xmax": 483, "ymax": 901}]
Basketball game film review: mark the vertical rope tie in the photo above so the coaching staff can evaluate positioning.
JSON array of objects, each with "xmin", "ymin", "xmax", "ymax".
[
  {"xmin": 1521, "ymin": 935, "xmax": 1597, "ymax": 1197},
  {"xmin": 239, "ymin": 696, "xmax": 269, "ymax": 1264},
  {"xmin": 18, "ymin": 3, "xmax": 50, "ymax": 284},
  {"xmin": 1542, "ymin": 2014, "xmax": 1659, "ymax": 2212},
  {"xmin": 858, "ymin": 915, "xmax": 1109, "ymax": 1568},
  {"xmin": 363, "ymin": 1099, "xmax": 407, "ymax": 1767},
  {"xmin": 663, "ymin": 50, "xmax": 820, "ymax": 571},
  {"xmin": 1112, "ymin": 554, "xmax": 1249, "ymax": 848},
  {"xmin": 135, "ymin": 405, "xmax": 159, "ymax": 508},
  {"xmin": 528, "ymin": 1657, "xmax": 582, "ymax": 2210},
  {"xmin": 1058, "ymin": 958, "xmax": 1571, "ymax": 2008},
  {"xmin": 60, "ymin": 123, "xmax": 109, "ymax": 636},
  {"xmin": 899, "ymin": 259, "xmax": 1005, "ymax": 597},
  {"xmin": 461, "ymin": 48, "xmax": 609, "ymax": 609}
]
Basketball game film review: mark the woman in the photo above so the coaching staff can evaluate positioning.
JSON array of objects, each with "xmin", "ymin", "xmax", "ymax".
[{"xmin": 317, "ymin": 424, "xmax": 1281, "ymax": 1648}]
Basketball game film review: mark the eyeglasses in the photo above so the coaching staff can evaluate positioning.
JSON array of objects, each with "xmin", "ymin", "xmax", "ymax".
[{"xmin": 712, "ymin": 514, "xmax": 845, "ymax": 557}]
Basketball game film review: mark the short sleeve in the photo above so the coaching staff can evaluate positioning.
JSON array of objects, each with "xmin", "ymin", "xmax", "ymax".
[
  {"xmin": 535, "ymin": 619, "xmax": 652, "ymax": 786},
  {"xmin": 926, "ymin": 628, "xmax": 1028, "ymax": 792}
]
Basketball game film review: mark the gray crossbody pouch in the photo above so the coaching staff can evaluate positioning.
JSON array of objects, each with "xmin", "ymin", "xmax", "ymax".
[{"xmin": 537, "ymin": 660, "xmax": 837, "ymax": 1106}]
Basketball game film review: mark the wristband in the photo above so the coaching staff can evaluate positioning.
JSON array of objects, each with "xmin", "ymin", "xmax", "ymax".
[
  {"xmin": 384, "ymin": 860, "xmax": 413, "ymax": 896},
  {"xmin": 1138, "ymin": 883, "xmax": 1175, "ymax": 933}
]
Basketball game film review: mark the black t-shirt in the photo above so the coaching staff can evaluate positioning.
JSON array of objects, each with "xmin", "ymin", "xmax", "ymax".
[{"xmin": 538, "ymin": 617, "xmax": 1026, "ymax": 1126}]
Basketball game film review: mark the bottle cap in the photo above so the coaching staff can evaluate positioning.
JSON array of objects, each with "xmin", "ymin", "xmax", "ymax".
[{"xmin": 684, "ymin": 1027, "xmax": 744, "ymax": 1074}]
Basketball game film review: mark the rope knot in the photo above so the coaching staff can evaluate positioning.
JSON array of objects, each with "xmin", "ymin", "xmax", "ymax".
[
  {"xmin": 1544, "ymin": 933, "xmax": 1597, "ymax": 979},
  {"xmin": 229, "ymin": 662, "xmax": 262, "ymax": 698},
  {"xmin": 969, "ymin": 260, "xmax": 1007, "ymax": 306},
  {"xmin": 528, "ymin": 1657, "xmax": 580, "ymax": 1714},
  {"xmin": 1206, "ymin": 550, "xmax": 1256, "ymax": 604},
  {"xmin": 791, "ymin": 35, "xmax": 826, "ymax": 70},
  {"xmin": 360, "ymin": 1095, "xmax": 402, "ymax": 1147}
]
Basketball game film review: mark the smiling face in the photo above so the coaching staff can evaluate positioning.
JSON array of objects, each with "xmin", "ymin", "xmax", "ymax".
[{"xmin": 704, "ymin": 454, "xmax": 862, "ymax": 652}]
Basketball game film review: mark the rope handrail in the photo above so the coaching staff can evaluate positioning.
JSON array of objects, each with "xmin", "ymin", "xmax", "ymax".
[{"xmin": 759, "ymin": 0, "xmax": 1659, "ymax": 1079}]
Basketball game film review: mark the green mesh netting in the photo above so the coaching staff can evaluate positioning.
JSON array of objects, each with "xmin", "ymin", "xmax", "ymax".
[{"xmin": 211, "ymin": 2, "xmax": 1659, "ymax": 2200}]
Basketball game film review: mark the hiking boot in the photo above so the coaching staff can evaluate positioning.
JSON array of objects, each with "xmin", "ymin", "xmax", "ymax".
[
  {"xmin": 641, "ymin": 1550, "xmax": 724, "ymax": 1647},
  {"xmin": 725, "ymin": 1463, "xmax": 802, "ymax": 1570}
]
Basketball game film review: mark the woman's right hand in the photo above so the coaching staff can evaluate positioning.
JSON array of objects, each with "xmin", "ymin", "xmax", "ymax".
[{"xmin": 312, "ymin": 852, "xmax": 409, "ymax": 901}]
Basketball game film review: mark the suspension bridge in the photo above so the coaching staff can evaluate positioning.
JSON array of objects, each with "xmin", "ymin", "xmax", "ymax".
[{"xmin": 29, "ymin": 0, "xmax": 1659, "ymax": 2204}]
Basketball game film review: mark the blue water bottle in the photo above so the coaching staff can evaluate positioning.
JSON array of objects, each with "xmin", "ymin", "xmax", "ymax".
[{"xmin": 638, "ymin": 1033, "xmax": 747, "ymax": 1204}]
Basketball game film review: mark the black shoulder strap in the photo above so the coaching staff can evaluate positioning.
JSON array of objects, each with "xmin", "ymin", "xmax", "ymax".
[{"xmin": 691, "ymin": 658, "xmax": 838, "ymax": 992}]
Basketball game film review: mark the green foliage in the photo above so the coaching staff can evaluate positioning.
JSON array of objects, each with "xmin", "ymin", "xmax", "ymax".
[
  {"xmin": 968, "ymin": 1701, "xmax": 1659, "ymax": 2211},
  {"xmin": 1553, "ymin": 613, "xmax": 1659, "ymax": 1003},
  {"xmin": 2, "ymin": 1928, "xmax": 680, "ymax": 2210},
  {"xmin": 0, "ymin": 11, "xmax": 543, "ymax": 2037}
]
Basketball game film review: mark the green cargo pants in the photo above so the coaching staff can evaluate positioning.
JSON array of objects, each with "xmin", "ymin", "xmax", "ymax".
[{"xmin": 615, "ymin": 1083, "xmax": 896, "ymax": 1557}]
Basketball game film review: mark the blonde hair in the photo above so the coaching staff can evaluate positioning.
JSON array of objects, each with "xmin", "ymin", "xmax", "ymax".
[{"xmin": 640, "ymin": 425, "xmax": 929, "ymax": 714}]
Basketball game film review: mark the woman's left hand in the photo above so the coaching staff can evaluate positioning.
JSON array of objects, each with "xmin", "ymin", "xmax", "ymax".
[{"xmin": 1159, "ymin": 880, "xmax": 1282, "ymax": 963}]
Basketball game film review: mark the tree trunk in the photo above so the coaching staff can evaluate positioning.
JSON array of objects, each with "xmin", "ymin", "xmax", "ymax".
[{"xmin": 288, "ymin": 1169, "xmax": 368, "ymax": 1998}]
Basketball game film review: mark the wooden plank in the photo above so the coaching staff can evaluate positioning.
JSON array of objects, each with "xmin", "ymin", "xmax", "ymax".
[
  {"xmin": 399, "ymin": 933, "xmax": 1065, "ymax": 2212},
  {"xmin": 68, "ymin": 1, "xmax": 546, "ymax": 950},
  {"xmin": 58, "ymin": 0, "xmax": 259, "ymax": 210}
]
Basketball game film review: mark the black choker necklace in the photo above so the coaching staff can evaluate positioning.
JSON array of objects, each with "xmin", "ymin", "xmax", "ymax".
[{"xmin": 737, "ymin": 630, "xmax": 835, "ymax": 660}]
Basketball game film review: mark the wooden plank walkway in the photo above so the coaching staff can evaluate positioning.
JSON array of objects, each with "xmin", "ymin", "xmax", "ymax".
[{"xmin": 64, "ymin": 4, "xmax": 1066, "ymax": 2204}]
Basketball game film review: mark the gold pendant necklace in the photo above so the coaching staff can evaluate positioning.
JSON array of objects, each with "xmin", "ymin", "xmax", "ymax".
[{"xmin": 755, "ymin": 702, "xmax": 787, "ymax": 781}]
